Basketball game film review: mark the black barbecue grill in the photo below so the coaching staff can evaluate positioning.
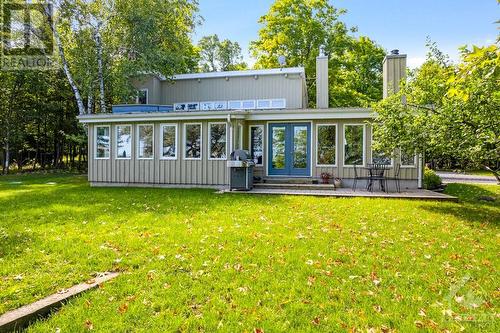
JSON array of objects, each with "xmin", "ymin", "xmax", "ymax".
[{"xmin": 227, "ymin": 150, "xmax": 255, "ymax": 191}]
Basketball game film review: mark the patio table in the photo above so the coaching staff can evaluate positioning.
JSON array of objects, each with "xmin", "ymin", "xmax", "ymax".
[{"xmin": 363, "ymin": 164, "xmax": 391, "ymax": 192}]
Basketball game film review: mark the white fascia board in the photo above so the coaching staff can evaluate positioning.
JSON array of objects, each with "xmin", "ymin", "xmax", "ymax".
[
  {"xmin": 246, "ymin": 108, "xmax": 373, "ymax": 120},
  {"xmin": 77, "ymin": 111, "xmax": 246, "ymax": 124},
  {"xmin": 171, "ymin": 67, "xmax": 305, "ymax": 81}
]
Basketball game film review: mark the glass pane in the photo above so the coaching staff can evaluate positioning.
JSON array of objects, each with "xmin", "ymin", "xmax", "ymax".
[
  {"xmin": 401, "ymin": 149, "xmax": 415, "ymax": 166},
  {"xmin": 372, "ymin": 150, "xmax": 391, "ymax": 165},
  {"xmin": 185, "ymin": 124, "xmax": 201, "ymax": 158},
  {"xmin": 116, "ymin": 126, "xmax": 131, "ymax": 158},
  {"xmin": 250, "ymin": 126, "xmax": 263, "ymax": 165},
  {"xmin": 209, "ymin": 123, "xmax": 227, "ymax": 159},
  {"xmin": 96, "ymin": 126, "xmax": 110, "ymax": 158},
  {"xmin": 271, "ymin": 126, "xmax": 286, "ymax": 169},
  {"xmin": 162, "ymin": 126, "xmax": 176, "ymax": 158},
  {"xmin": 138, "ymin": 125, "xmax": 153, "ymax": 158},
  {"xmin": 317, "ymin": 125, "xmax": 336, "ymax": 165},
  {"xmin": 344, "ymin": 125, "xmax": 364, "ymax": 165},
  {"xmin": 293, "ymin": 126, "xmax": 307, "ymax": 169}
]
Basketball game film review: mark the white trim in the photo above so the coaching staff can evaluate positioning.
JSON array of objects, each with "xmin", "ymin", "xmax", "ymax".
[
  {"xmin": 315, "ymin": 123, "xmax": 338, "ymax": 167},
  {"xmin": 159, "ymin": 124, "xmax": 178, "ymax": 160},
  {"xmin": 94, "ymin": 125, "xmax": 110, "ymax": 160},
  {"xmin": 249, "ymin": 125, "xmax": 264, "ymax": 166},
  {"xmin": 343, "ymin": 123, "xmax": 366, "ymax": 167},
  {"xmin": 183, "ymin": 123, "xmax": 203, "ymax": 160},
  {"xmin": 265, "ymin": 121, "xmax": 313, "ymax": 178},
  {"xmin": 115, "ymin": 124, "xmax": 132, "ymax": 160},
  {"xmin": 208, "ymin": 122, "xmax": 228, "ymax": 160},
  {"xmin": 370, "ymin": 128, "xmax": 394, "ymax": 167},
  {"xmin": 171, "ymin": 67, "xmax": 305, "ymax": 81},
  {"xmin": 247, "ymin": 111, "xmax": 371, "ymax": 121},
  {"xmin": 136, "ymin": 124, "xmax": 154, "ymax": 160},
  {"xmin": 136, "ymin": 89, "xmax": 148, "ymax": 104},
  {"xmin": 238, "ymin": 124, "xmax": 243, "ymax": 149}
]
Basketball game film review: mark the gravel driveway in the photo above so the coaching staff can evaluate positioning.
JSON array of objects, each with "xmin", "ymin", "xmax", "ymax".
[{"xmin": 436, "ymin": 171, "xmax": 498, "ymax": 184}]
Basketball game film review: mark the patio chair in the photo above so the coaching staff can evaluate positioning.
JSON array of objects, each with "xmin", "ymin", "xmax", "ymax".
[
  {"xmin": 367, "ymin": 163, "xmax": 388, "ymax": 192},
  {"xmin": 352, "ymin": 164, "xmax": 369, "ymax": 191},
  {"xmin": 386, "ymin": 163, "xmax": 401, "ymax": 193}
]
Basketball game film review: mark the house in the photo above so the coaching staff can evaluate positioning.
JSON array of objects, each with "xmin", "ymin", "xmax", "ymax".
[{"xmin": 77, "ymin": 51, "xmax": 423, "ymax": 189}]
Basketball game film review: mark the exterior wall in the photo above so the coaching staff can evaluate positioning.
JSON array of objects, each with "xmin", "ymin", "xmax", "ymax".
[
  {"xmin": 315, "ymin": 56, "xmax": 329, "ymax": 108},
  {"xmin": 133, "ymin": 74, "xmax": 305, "ymax": 109},
  {"xmin": 88, "ymin": 121, "xmax": 230, "ymax": 186}
]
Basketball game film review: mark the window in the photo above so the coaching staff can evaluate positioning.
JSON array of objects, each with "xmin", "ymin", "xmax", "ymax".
[
  {"xmin": 316, "ymin": 124, "xmax": 336, "ymax": 166},
  {"xmin": 174, "ymin": 102, "xmax": 199, "ymax": 111},
  {"xmin": 137, "ymin": 124, "xmax": 154, "ymax": 159},
  {"xmin": 184, "ymin": 123, "xmax": 202, "ymax": 159},
  {"xmin": 250, "ymin": 125, "xmax": 264, "ymax": 165},
  {"xmin": 344, "ymin": 124, "xmax": 365, "ymax": 166},
  {"xmin": 257, "ymin": 99, "xmax": 286, "ymax": 109},
  {"xmin": 116, "ymin": 125, "xmax": 132, "ymax": 159},
  {"xmin": 160, "ymin": 124, "xmax": 177, "ymax": 159},
  {"xmin": 209, "ymin": 123, "xmax": 227, "ymax": 160},
  {"xmin": 371, "ymin": 129, "xmax": 392, "ymax": 165},
  {"xmin": 228, "ymin": 100, "xmax": 242, "ymax": 110},
  {"xmin": 136, "ymin": 89, "xmax": 148, "ymax": 104},
  {"xmin": 95, "ymin": 126, "xmax": 110, "ymax": 159},
  {"xmin": 401, "ymin": 148, "xmax": 416, "ymax": 167},
  {"xmin": 257, "ymin": 100, "xmax": 271, "ymax": 109},
  {"xmin": 228, "ymin": 100, "xmax": 256, "ymax": 110},
  {"xmin": 241, "ymin": 100, "xmax": 256, "ymax": 109}
]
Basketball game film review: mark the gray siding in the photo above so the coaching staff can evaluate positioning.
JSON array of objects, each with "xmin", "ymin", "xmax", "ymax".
[{"xmin": 133, "ymin": 74, "xmax": 305, "ymax": 109}]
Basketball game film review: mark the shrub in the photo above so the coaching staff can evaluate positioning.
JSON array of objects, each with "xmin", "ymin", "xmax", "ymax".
[{"xmin": 424, "ymin": 167, "xmax": 442, "ymax": 190}]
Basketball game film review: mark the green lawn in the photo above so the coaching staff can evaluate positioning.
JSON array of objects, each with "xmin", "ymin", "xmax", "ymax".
[{"xmin": 0, "ymin": 174, "xmax": 498, "ymax": 332}]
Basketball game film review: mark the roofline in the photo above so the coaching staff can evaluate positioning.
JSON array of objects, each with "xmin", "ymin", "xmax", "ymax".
[
  {"xmin": 141, "ymin": 67, "xmax": 306, "ymax": 81},
  {"xmin": 77, "ymin": 107, "xmax": 373, "ymax": 123}
]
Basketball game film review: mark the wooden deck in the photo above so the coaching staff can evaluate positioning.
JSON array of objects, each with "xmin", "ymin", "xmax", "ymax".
[{"xmin": 221, "ymin": 186, "xmax": 458, "ymax": 202}]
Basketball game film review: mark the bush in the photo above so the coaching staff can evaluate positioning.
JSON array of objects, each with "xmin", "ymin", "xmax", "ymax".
[{"xmin": 424, "ymin": 168, "xmax": 442, "ymax": 190}]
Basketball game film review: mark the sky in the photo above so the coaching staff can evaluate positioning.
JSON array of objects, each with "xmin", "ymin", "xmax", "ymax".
[{"xmin": 194, "ymin": 0, "xmax": 499, "ymax": 68}]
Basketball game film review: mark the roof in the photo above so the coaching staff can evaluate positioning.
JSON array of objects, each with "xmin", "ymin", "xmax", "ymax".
[{"xmin": 149, "ymin": 67, "xmax": 306, "ymax": 81}]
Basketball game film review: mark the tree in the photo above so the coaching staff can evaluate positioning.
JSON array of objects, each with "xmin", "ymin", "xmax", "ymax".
[
  {"xmin": 250, "ymin": 0, "xmax": 385, "ymax": 107},
  {"xmin": 197, "ymin": 34, "xmax": 247, "ymax": 72},
  {"xmin": 372, "ymin": 43, "xmax": 500, "ymax": 182}
]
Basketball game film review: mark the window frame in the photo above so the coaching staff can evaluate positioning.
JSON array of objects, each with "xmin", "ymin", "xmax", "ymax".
[
  {"xmin": 94, "ymin": 125, "xmax": 110, "ymax": 160},
  {"xmin": 370, "ymin": 129, "xmax": 393, "ymax": 167},
  {"xmin": 159, "ymin": 123, "xmax": 178, "ymax": 160},
  {"xmin": 115, "ymin": 124, "xmax": 132, "ymax": 160},
  {"xmin": 136, "ymin": 124, "xmax": 154, "ymax": 160},
  {"xmin": 183, "ymin": 122, "xmax": 203, "ymax": 160},
  {"xmin": 136, "ymin": 89, "xmax": 148, "ymax": 104},
  {"xmin": 249, "ymin": 125, "xmax": 264, "ymax": 166},
  {"xmin": 400, "ymin": 149, "xmax": 417, "ymax": 168},
  {"xmin": 343, "ymin": 123, "xmax": 366, "ymax": 167},
  {"xmin": 208, "ymin": 122, "xmax": 228, "ymax": 161},
  {"xmin": 315, "ymin": 123, "xmax": 337, "ymax": 167}
]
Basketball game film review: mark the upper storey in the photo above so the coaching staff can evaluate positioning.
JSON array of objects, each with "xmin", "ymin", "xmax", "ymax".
[{"xmin": 131, "ymin": 67, "xmax": 308, "ymax": 111}]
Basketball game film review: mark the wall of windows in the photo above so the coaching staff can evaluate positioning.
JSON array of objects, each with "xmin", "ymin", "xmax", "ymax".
[
  {"xmin": 401, "ymin": 149, "xmax": 416, "ymax": 167},
  {"xmin": 344, "ymin": 124, "xmax": 365, "ymax": 166},
  {"xmin": 249, "ymin": 125, "xmax": 263, "ymax": 165},
  {"xmin": 316, "ymin": 124, "xmax": 336, "ymax": 166}
]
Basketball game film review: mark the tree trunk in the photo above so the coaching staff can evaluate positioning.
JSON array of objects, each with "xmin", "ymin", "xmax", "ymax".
[
  {"xmin": 3, "ymin": 138, "xmax": 9, "ymax": 175},
  {"xmin": 46, "ymin": 5, "xmax": 86, "ymax": 115},
  {"xmin": 96, "ymin": 22, "xmax": 106, "ymax": 113},
  {"xmin": 484, "ymin": 165, "xmax": 500, "ymax": 184}
]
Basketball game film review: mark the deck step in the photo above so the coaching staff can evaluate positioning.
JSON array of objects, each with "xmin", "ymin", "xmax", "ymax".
[
  {"xmin": 254, "ymin": 183, "xmax": 336, "ymax": 191},
  {"xmin": 262, "ymin": 177, "xmax": 320, "ymax": 185}
]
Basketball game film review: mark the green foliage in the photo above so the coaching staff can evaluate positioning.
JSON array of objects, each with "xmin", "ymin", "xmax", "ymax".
[
  {"xmin": 0, "ymin": 174, "xmax": 498, "ymax": 331},
  {"xmin": 423, "ymin": 167, "xmax": 442, "ymax": 190},
  {"xmin": 373, "ymin": 41, "xmax": 500, "ymax": 173},
  {"xmin": 197, "ymin": 34, "xmax": 247, "ymax": 72},
  {"xmin": 250, "ymin": 0, "xmax": 386, "ymax": 107}
]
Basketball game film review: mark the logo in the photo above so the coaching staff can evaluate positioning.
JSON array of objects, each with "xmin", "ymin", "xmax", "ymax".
[{"xmin": 1, "ymin": 1, "xmax": 55, "ymax": 70}]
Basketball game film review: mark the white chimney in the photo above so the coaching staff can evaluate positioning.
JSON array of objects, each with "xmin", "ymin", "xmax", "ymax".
[
  {"xmin": 316, "ymin": 50, "xmax": 329, "ymax": 109},
  {"xmin": 382, "ymin": 50, "xmax": 407, "ymax": 98}
]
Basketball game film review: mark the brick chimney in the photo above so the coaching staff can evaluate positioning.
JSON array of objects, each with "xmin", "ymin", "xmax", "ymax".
[
  {"xmin": 316, "ymin": 49, "xmax": 329, "ymax": 108},
  {"xmin": 382, "ymin": 50, "xmax": 407, "ymax": 98}
]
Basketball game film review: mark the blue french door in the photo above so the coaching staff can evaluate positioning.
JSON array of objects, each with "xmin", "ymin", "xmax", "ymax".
[{"xmin": 268, "ymin": 123, "xmax": 311, "ymax": 176}]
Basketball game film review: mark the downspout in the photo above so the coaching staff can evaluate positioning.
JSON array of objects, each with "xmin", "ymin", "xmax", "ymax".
[{"xmin": 227, "ymin": 113, "xmax": 233, "ymax": 188}]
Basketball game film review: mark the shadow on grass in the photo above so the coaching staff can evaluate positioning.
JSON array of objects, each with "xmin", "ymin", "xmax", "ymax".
[{"xmin": 421, "ymin": 183, "xmax": 499, "ymax": 226}]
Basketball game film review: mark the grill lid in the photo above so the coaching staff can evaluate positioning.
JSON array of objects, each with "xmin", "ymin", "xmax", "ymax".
[{"xmin": 230, "ymin": 149, "xmax": 250, "ymax": 161}]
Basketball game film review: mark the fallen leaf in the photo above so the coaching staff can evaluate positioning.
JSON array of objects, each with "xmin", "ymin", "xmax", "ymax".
[
  {"xmin": 311, "ymin": 317, "xmax": 320, "ymax": 325},
  {"xmin": 84, "ymin": 319, "xmax": 93, "ymax": 330},
  {"xmin": 118, "ymin": 302, "xmax": 129, "ymax": 314}
]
